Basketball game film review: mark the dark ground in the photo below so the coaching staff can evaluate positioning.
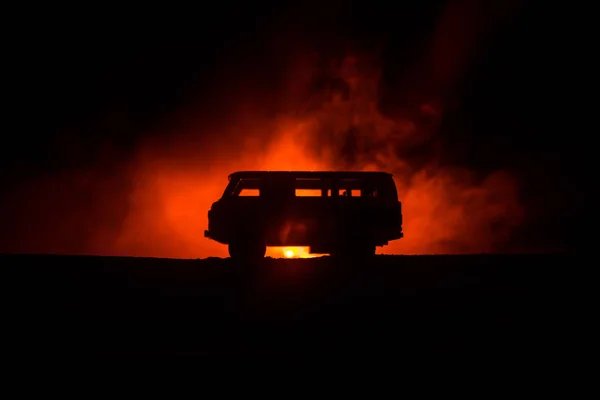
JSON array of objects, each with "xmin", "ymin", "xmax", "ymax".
[{"xmin": 1, "ymin": 254, "xmax": 576, "ymax": 364}]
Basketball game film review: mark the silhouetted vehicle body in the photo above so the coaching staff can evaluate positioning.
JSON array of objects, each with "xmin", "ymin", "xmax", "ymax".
[{"xmin": 204, "ymin": 171, "xmax": 403, "ymax": 260}]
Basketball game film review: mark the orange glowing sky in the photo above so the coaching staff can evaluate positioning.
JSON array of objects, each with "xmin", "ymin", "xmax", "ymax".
[{"xmin": 0, "ymin": 0, "xmax": 530, "ymax": 258}]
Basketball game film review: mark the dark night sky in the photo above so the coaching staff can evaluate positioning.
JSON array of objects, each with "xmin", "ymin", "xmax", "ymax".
[{"xmin": 0, "ymin": 0, "xmax": 587, "ymax": 255}]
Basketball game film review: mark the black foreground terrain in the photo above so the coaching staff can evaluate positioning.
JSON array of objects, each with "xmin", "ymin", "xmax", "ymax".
[{"xmin": 1, "ymin": 254, "xmax": 574, "ymax": 363}]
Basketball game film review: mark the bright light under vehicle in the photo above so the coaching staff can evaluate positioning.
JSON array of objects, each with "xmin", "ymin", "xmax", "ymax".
[{"xmin": 278, "ymin": 247, "xmax": 316, "ymax": 258}]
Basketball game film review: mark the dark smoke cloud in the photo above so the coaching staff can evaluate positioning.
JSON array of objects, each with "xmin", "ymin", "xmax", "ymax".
[{"xmin": 108, "ymin": 46, "xmax": 525, "ymax": 258}]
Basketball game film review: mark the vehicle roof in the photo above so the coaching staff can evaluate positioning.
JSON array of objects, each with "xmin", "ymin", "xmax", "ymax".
[{"xmin": 228, "ymin": 170, "xmax": 393, "ymax": 180}]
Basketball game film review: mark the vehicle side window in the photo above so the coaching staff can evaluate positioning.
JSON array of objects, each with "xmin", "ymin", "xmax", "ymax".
[
  {"xmin": 337, "ymin": 178, "xmax": 362, "ymax": 197},
  {"xmin": 362, "ymin": 188, "xmax": 378, "ymax": 197},
  {"xmin": 340, "ymin": 189, "xmax": 361, "ymax": 197},
  {"xmin": 239, "ymin": 188, "xmax": 260, "ymax": 197},
  {"xmin": 294, "ymin": 178, "xmax": 331, "ymax": 197},
  {"xmin": 296, "ymin": 189, "xmax": 325, "ymax": 197}
]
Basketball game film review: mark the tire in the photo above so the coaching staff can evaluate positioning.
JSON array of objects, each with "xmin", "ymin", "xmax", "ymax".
[
  {"xmin": 330, "ymin": 243, "xmax": 376, "ymax": 259},
  {"xmin": 228, "ymin": 240, "xmax": 266, "ymax": 263}
]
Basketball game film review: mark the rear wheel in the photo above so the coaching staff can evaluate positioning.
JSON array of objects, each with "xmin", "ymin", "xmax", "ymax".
[{"xmin": 330, "ymin": 243, "xmax": 376, "ymax": 259}]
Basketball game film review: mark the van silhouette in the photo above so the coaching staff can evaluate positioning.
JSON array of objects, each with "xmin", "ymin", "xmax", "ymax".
[{"xmin": 204, "ymin": 171, "xmax": 404, "ymax": 260}]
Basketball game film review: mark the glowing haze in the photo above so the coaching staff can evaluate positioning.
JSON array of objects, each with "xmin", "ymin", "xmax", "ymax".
[{"xmin": 109, "ymin": 52, "xmax": 523, "ymax": 259}]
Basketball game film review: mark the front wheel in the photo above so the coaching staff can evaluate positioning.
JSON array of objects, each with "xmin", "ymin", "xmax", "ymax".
[{"xmin": 228, "ymin": 240, "xmax": 266, "ymax": 263}]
